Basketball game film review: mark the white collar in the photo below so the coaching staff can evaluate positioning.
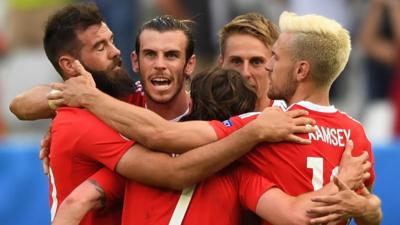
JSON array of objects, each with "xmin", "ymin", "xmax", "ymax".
[{"xmin": 288, "ymin": 101, "xmax": 337, "ymax": 113}]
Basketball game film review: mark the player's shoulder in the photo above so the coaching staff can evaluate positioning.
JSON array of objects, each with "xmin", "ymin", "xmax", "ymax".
[
  {"xmin": 222, "ymin": 112, "xmax": 259, "ymax": 127},
  {"xmin": 54, "ymin": 107, "xmax": 104, "ymax": 126},
  {"xmin": 336, "ymin": 109, "xmax": 366, "ymax": 131}
]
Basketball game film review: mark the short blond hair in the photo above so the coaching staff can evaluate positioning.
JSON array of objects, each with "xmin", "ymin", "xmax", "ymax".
[
  {"xmin": 219, "ymin": 12, "xmax": 279, "ymax": 55},
  {"xmin": 279, "ymin": 11, "xmax": 351, "ymax": 85}
]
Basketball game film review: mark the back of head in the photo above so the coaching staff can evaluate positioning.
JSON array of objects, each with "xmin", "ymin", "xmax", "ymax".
[
  {"xmin": 279, "ymin": 11, "xmax": 351, "ymax": 85},
  {"xmin": 181, "ymin": 67, "xmax": 257, "ymax": 121},
  {"xmin": 135, "ymin": 15, "xmax": 195, "ymax": 62},
  {"xmin": 219, "ymin": 12, "xmax": 279, "ymax": 55},
  {"xmin": 43, "ymin": 3, "xmax": 103, "ymax": 79}
]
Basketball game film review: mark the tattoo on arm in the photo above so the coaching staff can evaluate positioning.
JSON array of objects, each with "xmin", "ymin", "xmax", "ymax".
[{"xmin": 88, "ymin": 179, "xmax": 106, "ymax": 208}]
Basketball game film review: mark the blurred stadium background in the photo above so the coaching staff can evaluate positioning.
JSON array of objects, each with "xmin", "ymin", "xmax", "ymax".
[{"xmin": 0, "ymin": 0, "xmax": 398, "ymax": 224}]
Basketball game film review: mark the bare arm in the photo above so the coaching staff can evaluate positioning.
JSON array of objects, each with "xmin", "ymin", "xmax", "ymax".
[
  {"xmin": 353, "ymin": 189, "xmax": 382, "ymax": 225},
  {"xmin": 48, "ymin": 60, "xmax": 314, "ymax": 153},
  {"xmin": 116, "ymin": 117, "xmax": 286, "ymax": 190},
  {"xmin": 359, "ymin": 0, "xmax": 397, "ymax": 65},
  {"xmin": 9, "ymin": 84, "xmax": 55, "ymax": 120},
  {"xmin": 49, "ymin": 73, "xmax": 215, "ymax": 152},
  {"xmin": 83, "ymin": 90, "xmax": 218, "ymax": 152},
  {"xmin": 52, "ymin": 180, "xmax": 104, "ymax": 225},
  {"xmin": 308, "ymin": 179, "xmax": 382, "ymax": 225},
  {"xmin": 255, "ymin": 141, "xmax": 372, "ymax": 225}
]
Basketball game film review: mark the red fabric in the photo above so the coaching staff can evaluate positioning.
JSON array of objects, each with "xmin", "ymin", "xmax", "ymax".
[
  {"xmin": 210, "ymin": 103, "xmax": 375, "ymax": 225},
  {"xmin": 90, "ymin": 167, "xmax": 125, "ymax": 209},
  {"xmin": 121, "ymin": 165, "xmax": 275, "ymax": 225},
  {"xmin": 48, "ymin": 108, "xmax": 134, "ymax": 225}
]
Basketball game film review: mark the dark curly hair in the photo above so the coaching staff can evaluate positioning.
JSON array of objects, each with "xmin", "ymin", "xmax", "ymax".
[{"xmin": 43, "ymin": 3, "xmax": 104, "ymax": 78}]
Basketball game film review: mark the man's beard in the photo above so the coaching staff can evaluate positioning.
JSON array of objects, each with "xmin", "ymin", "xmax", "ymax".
[
  {"xmin": 82, "ymin": 57, "xmax": 134, "ymax": 98},
  {"xmin": 268, "ymin": 76, "xmax": 298, "ymax": 102}
]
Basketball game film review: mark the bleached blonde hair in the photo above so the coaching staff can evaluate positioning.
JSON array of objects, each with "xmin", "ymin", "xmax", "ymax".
[{"xmin": 279, "ymin": 11, "xmax": 351, "ymax": 85}]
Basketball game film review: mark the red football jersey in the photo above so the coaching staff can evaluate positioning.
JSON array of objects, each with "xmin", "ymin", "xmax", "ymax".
[
  {"xmin": 48, "ymin": 87, "xmax": 146, "ymax": 225},
  {"xmin": 48, "ymin": 107, "xmax": 134, "ymax": 225},
  {"xmin": 118, "ymin": 165, "xmax": 275, "ymax": 225},
  {"xmin": 210, "ymin": 101, "xmax": 375, "ymax": 225}
]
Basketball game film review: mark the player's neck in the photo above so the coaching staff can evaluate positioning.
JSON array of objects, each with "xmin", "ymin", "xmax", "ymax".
[
  {"xmin": 145, "ymin": 89, "xmax": 190, "ymax": 120},
  {"xmin": 288, "ymin": 84, "xmax": 330, "ymax": 107},
  {"xmin": 255, "ymin": 93, "xmax": 273, "ymax": 111}
]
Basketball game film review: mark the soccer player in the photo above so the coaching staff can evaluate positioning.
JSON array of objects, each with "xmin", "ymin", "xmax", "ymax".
[
  {"xmin": 9, "ymin": 4, "xmax": 313, "ymax": 225},
  {"xmin": 48, "ymin": 12, "xmax": 381, "ymax": 225},
  {"xmin": 217, "ymin": 13, "xmax": 280, "ymax": 111},
  {"xmin": 211, "ymin": 11, "xmax": 382, "ymax": 225},
  {"xmin": 51, "ymin": 64, "xmax": 369, "ymax": 225}
]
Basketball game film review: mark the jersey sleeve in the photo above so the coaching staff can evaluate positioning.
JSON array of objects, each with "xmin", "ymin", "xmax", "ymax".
[
  {"xmin": 234, "ymin": 165, "xmax": 276, "ymax": 212},
  {"xmin": 74, "ymin": 110, "xmax": 135, "ymax": 171},
  {"xmin": 208, "ymin": 113, "xmax": 259, "ymax": 140},
  {"xmin": 89, "ymin": 167, "xmax": 125, "ymax": 209},
  {"xmin": 361, "ymin": 134, "xmax": 375, "ymax": 188}
]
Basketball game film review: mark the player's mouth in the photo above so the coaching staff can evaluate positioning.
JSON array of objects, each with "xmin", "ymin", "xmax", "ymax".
[
  {"xmin": 150, "ymin": 77, "xmax": 172, "ymax": 91},
  {"xmin": 151, "ymin": 77, "xmax": 171, "ymax": 86}
]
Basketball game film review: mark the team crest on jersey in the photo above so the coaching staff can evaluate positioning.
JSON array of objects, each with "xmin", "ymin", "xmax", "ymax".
[{"xmin": 222, "ymin": 119, "xmax": 233, "ymax": 127}]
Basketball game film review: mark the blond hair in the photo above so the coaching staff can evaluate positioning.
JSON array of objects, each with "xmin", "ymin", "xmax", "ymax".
[
  {"xmin": 219, "ymin": 12, "xmax": 279, "ymax": 55},
  {"xmin": 279, "ymin": 11, "xmax": 351, "ymax": 85}
]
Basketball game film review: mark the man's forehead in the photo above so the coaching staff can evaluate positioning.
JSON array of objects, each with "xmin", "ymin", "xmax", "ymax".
[
  {"xmin": 224, "ymin": 33, "xmax": 270, "ymax": 56},
  {"xmin": 139, "ymin": 29, "xmax": 187, "ymax": 51},
  {"xmin": 77, "ymin": 22, "xmax": 112, "ymax": 44}
]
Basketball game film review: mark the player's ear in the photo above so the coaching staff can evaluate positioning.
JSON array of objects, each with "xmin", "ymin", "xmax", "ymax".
[
  {"xmin": 59, "ymin": 55, "xmax": 78, "ymax": 79},
  {"xmin": 295, "ymin": 60, "xmax": 310, "ymax": 81},
  {"xmin": 184, "ymin": 54, "xmax": 196, "ymax": 78}
]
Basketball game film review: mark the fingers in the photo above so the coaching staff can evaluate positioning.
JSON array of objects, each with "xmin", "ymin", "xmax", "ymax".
[
  {"xmin": 333, "ymin": 176, "xmax": 350, "ymax": 191},
  {"xmin": 52, "ymin": 99, "xmax": 65, "ymax": 108},
  {"xmin": 42, "ymin": 157, "xmax": 50, "ymax": 175},
  {"xmin": 292, "ymin": 117, "xmax": 316, "ymax": 126},
  {"xmin": 39, "ymin": 148, "xmax": 50, "ymax": 175},
  {"xmin": 291, "ymin": 126, "xmax": 314, "ymax": 135},
  {"xmin": 362, "ymin": 161, "xmax": 372, "ymax": 173},
  {"xmin": 72, "ymin": 60, "xmax": 96, "ymax": 87},
  {"xmin": 358, "ymin": 151, "xmax": 369, "ymax": 162},
  {"xmin": 343, "ymin": 140, "xmax": 354, "ymax": 157},
  {"xmin": 308, "ymin": 205, "xmax": 340, "ymax": 220},
  {"xmin": 50, "ymin": 82, "xmax": 65, "ymax": 91},
  {"xmin": 39, "ymin": 147, "xmax": 48, "ymax": 159},
  {"xmin": 310, "ymin": 213, "xmax": 342, "ymax": 225},
  {"xmin": 72, "ymin": 60, "xmax": 89, "ymax": 77},
  {"xmin": 311, "ymin": 196, "xmax": 341, "ymax": 205},
  {"xmin": 286, "ymin": 134, "xmax": 311, "ymax": 144},
  {"xmin": 362, "ymin": 172, "xmax": 371, "ymax": 181},
  {"xmin": 286, "ymin": 109, "xmax": 309, "ymax": 118},
  {"xmin": 359, "ymin": 186, "xmax": 371, "ymax": 196},
  {"xmin": 48, "ymin": 83, "xmax": 65, "ymax": 100}
]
